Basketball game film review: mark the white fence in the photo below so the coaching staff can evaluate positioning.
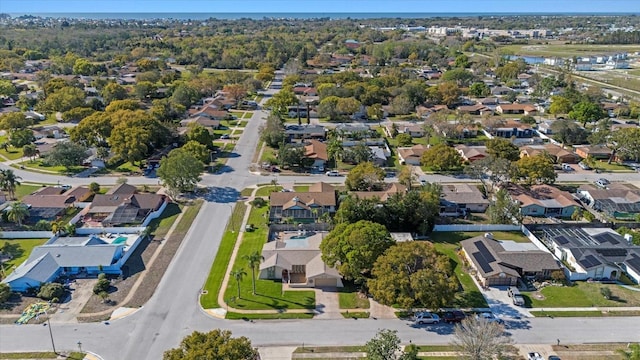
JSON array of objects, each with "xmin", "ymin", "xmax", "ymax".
[
  {"xmin": 75, "ymin": 227, "xmax": 145, "ymax": 235},
  {"xmin": 520, "ymin": 225, "xmax": 553, "ymax": 254},
  {"xmin": 142, "ymin": 200, "xmax": 168, "ymax": 227},
  {"xmin": 0, "ymin": 231, "xmax": 53, "ymax": 239},
  {"xmin": 432, "ymin": 224, "xmax": 521, "ymax": 232}
]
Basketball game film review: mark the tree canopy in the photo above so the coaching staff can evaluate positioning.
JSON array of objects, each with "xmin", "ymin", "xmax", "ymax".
[
  {"xmin": 511, "ymin": 154, "xmax": 557, "ymax": 185},
  {"xmin": 345, "ymin": 162, "xmax": 385, "ymax": 191},
  {"xmin": 163, "ymin": 329, "xmax": 259, "ymax": 360},
  {"xmin": 369, "ymin": 241, "xmax": 458, "ymax": 309},
  {"xmin": 157, "ymin": 149, "xmax": 204, "ymax": 198},
  {"xmin": 485, "ymin": 138, "xmax": 520, "ymax": 161},
  {"xmin": 320, "ymin": 220, "xmax": 394, "ymax": 285},
  {"xmin": 420, "ymin": 143, "xmax": 462, "ymax": 171},
  {"xmin": 451, "ymin": 317, "xmax": 513, "ymax": 360}
]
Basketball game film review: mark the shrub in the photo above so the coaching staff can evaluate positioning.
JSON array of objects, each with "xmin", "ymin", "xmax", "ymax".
[
  {"xmin": 93, "ymin": 274, "xmax": 110, "ymax": 295},
  {"xmin": 34, "ymin": 220, "xmax": 52, "ymax": 231},
  {"xmin": 600, "ymin": 287, "xmax": 612, "ymax": 299},
  {"xmin": 251, "ymin": 198, "xmax": 266, "ymax": 208},
  {"xmin": 0, "ymin": 283, "xmax": 12, "ymax": 303},
  {"xmin": 89, "ymin": 182, "xmax": 100, "ymax": 194},
  {"xmin": 38, "ymin": 283, "xmax": 65, "ymax": 301}
]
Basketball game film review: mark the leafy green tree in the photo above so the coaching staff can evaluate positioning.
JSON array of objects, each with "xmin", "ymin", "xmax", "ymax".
[
  {"xmin": 243, "ymin": 251, "xmax": 264, "ymax": 295},
  {"xmin": 370, "ymin": 241, "xmax": 457, "ymax": 309},
  {"xmin": 549, "ymin": 95, "xmax": 573, "ymax": 116},
  {"xmin": 345, "ymin": 162, "xmax": 385, "ymax": 191},
  {"xmin": 22, "ymin": 143, "xmax": 37, "ymax": 162},
  {"xmin": 186, "ymin": 124, "xmax": 215, "ymax": 149},
  {"xmin": 181, "ymin": 140, "xmax": 210, "ymax": 164},
  {"xmin": 0, "ymin": 80, "xmax": 17, "ymax": 97},
  {"xmin": 37, "ymin": 282, "xmax": 65, "ymax": 301},
  {"xmin": 278, "ymin": 144, "xmax": 311, "ymax": 168},
  {"xmin": 396, "ymin": 133, "xmax": 413, "ymax": 146},
  {"xmin": 69, "ymin": 111, "xmax": 112, "ymax": 146},
  {"xmin": 259, "ymin": 114, "xmax": 285, "ymax": 148},
  {"xmin": 318, "ymin": 96, "xmax": 341, "ymax": 120},
  {"xmin": 326, "ymin": 137, "xmax": 344, "ymax": 166},
  {"xmin": 39, "ymin": 86, "xmax": 86, "ymax": 113},
  {"xmin": 420, "ymin": 143, "xmax": 462, "ymax": 171},
  {"xmin": 163, "ymin": 329, "xmax": 259, "ymax": 360},
  {"xmin": 343, "ymin": 143, "xmax": 373, "ymax": 164},
  {"xmin": 320, "ymin": 220, "xmax": 394, "ymax": 284},
  {"xmin": 398, "ymin": 166, "xmax": 415, "ymax": 189},
  {"xmin": 61, "ymin": 107, "xmax": 95, "ymax": 122},
  {"xmin": 89, "ymin": 182, "xmax": 100, "ymax": 194},
  {"xmin": 72, "ymin": 58, "xmax": 96, "ymax": 75},
  {"xmin": 264, "ymin": 88, "xmax": 299, "ymax": 116},
  {"xmin": 101, "ymin": 83, "xmax": 128, "ymax": 105},
  {"xmin": 0, "ymin": 169, "xmax": 21, "ymax": 200},
  {"xmin": 613, "ymin": 127, "xmax": 640, "ymax": 162},
  {"xmin": 551, "ymin": 119, "xmax": 589, "ymax": 146},
  {"xmin": 438, "ymin": 81, "xmax": 461, "ymax": 107},
  {"xmin": 45, "ymin": 142, "xmax": 89, "ymax": 170},
  {"xmin": 520, "ymin": 115, "xmax": 536, "ymax": 125},
  {"xmin": 108, "ymin": 124, "xmax": 150, "ymax": 165},
  {"xmin": 0, "ymin": 112, "xmax": 33, "ymax": 130},
  {"xmin": 469, "ymin": 82, "xmax": 491, "ymax": 97},
  {"xmin": 442, "ymin": 68, "xmax": 475, "ymax": 87},
  {"xmin": 486, "ymin": 138, "xmax": 520, "ymax": 161},
  {"xmin": 157, "ymin": 149, "xmax": 204, "ymax": 198},
  {"xmin": 365, "ymin": 329, "xmax": 411, "ymax": 360},
  {"xmin": 451, "ymin": 317, "xmax": 513, "ymax": 360},
  {"xmin": 569, "ymin": 101, "xmax": 606, "ymax": 126},
  {"xmin": 511, "ymin": 155, "xmax": 557, "ymax": 185},
  {"xmin": 134, "ymin": 81, "xmax": 158, "ymax": 100},
  {"xmin": 105, "ymin": 99, "xmax": 140, "ymax": 113},
  {"xmin": 8, "ymin": 128, "xmax": 35, "ymax": 148},
  {"xmin": 93, "ymin": 274, "xmax": 110, "ymax": 295},
  {"xmin": 0, "ymin": 283, "xmax": 11, "ymax": 303},
  {"xmin": 487, "ymin": 189, "xmax": 522, "ymax": 224}
]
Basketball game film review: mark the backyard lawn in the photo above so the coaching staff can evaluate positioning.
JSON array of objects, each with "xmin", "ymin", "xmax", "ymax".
[
  {"xmin": 428, "ymin": 231, "xmax": 530, "ymax": 243},
  {"xmin": 222, "ymin": 205, "xmax": 315, "ymax": 310},
  {"xmin": 0, "ymin": 239, "xmax": 49, "ymax": 277},
  {"xmin": 524, "ymin": 282, "xmax": 640, "ymax": 308}
]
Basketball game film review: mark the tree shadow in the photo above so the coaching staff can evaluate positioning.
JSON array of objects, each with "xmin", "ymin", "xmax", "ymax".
[
  {"xmin": 206, "ymin": 186, "xmax": 241, "ymax": 204},
  {"xmin": 1, "ymin": 242, "xmax": 24, "ymax": 259}
]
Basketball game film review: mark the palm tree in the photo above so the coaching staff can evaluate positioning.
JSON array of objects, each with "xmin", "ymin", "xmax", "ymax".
[
  {"xmin": 0, "ymin": 169, "xmax": 21, "ymax": 200},
  {"xmin": 7, "ymin": 202, "xmax": 29, "ymax": 227},
  {"xmin": 270, "ymin": 178, "xmax": 278, "ymax": 191},
  {"xmin": 230, "ymin": 268, "xmax": 247, "ymax": 299},
  {"xmin": 243, "ymin": 251, "xmax": 264, "ymax": 295}
]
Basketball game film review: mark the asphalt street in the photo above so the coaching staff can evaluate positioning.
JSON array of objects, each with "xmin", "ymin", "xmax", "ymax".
[{"xmin": 1, "ymin": 81, "xmax": 640, "ymax": 358}]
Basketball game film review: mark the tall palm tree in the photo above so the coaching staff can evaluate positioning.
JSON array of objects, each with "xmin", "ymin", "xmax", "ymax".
[
  {"xmin": 7, "ymin": 202, "xmax": 29, "ymax": 227},
  {"xmin": 230, "ymin": 268, "xmax": 246, "ymax": 299},
  {"xmin": 0, "ymin": 169, "xmax": 21, "ymax": 200},
  {"xmin": 243, "ymin": 251, "xmax": 264, "ymax": 295}
]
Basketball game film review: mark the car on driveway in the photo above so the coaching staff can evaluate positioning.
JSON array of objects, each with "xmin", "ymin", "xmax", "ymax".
[
  {"xmin": 527, "ymin": 352, "xmax": 544, "ymax": 360},
  {"xmin": 595, "ymin": 178, "xmax": 610, "ymax": 188},
  {"xmin": 414, "ymin": 311, "xmax": 440, "ymax": 325},
  {"xmin": 326, "ymin": 170, "xmax": 340, "ymax": 177},
  {"xmin": 476, "ymin": 312, "xmax": 504, "ymax": 324},
  {"xmin": 442, "ymin": 310, "xmax": 466, "ymax": 324},
  {"xmin": 548, "ymin": 356, "xmax": 562, "ymax": 360},
  {"xmin": 578, "ymin": 162, "xmax": 591, "ymax": 170}
]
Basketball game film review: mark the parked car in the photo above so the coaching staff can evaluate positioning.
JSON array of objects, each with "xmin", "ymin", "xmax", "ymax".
[
  {"xmin": 220, "ymin": 134, "xmax": 230, "ymax": 139},
  {"xmin": 512, "ymin": 294, "xmax": 525, "ymax": 306},
  {"xmin": 414, "ymin": 312, "xmax": 440, "ymax": 325},
  {"xmin": 442, "ymin": 310, "xmax": 466, "ymax": 323},
  {"xmin": 326, "ymin": 170, "xmax": 340, "ymax": 177},
  {"xmin": 527, "ymin": 352, "xmax": 544, "ymax": 360},
  {"xmin": 594, "ymin": 178, "xmax": 610, "ymax": 188},
  {"xmin": 548, "ymin": 356, "xmax": 562, "ymax": 360},
  {"xmin": 476, "ymin": 312, "xmax": 504, "ymax": 324},
  {"xmin": 578, "ymin": 162, "xmax": 592, "ymax": 170},
  {"xmin": 561, "ymin": 163, "xmax": 574, "ymax": 172}
]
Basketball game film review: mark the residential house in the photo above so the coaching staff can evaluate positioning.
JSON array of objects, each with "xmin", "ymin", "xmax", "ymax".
[
  {"xmin": 269, "ymin": 182, "xmax": 337, "ymax": 223},
  {"xmin": 397, "ymin": 144, "xmax": 429, "ymax": 166},
  {"xmin": 461, "ymin": 234, "xmax": 562, "ymax": 287},
  {"xmin": 369, "ymin": 146, "xmax": 390, "ymax": 167},
  {"xmin": 495, "ymin": 103, "xmax": 537, "ymax": 115},
  {"xmin": 439, "ymin": 184, "xmax": 489, "ymax": 216},
  {"xmin": 179, "ymin": 116, "xmax": 221, "ymax": 129},
  {"xmin": 334, "ymin": 124, "xmax": 375, "ymax": 139},
  {"xmin": 303, "ymin": 140, "xmax": 328, "ymax": 169},
  {"xmin": 85, "ymin": 184, "xmax": 167, "ymax": 226},
  {"xmin": 491, "ymin": 86, "xmax": 513, "ymax": 96},
  {"xmin": 520, "ymin": 144, "xmax": 579, "ymax": 164},
  {"xmin": 457, "ymin": 104, "xmax": 492, "ymax": 116},
  {"xmin": 292, "ymin": 86, "xmax": 318, "ymax": 96},
  {"xmin": 610, "ymin": 121, "xmax": 638, "ymax": 132},
  {"xmin": 536, "ymin": 227, "xmax": 640, "ymax": 283},
  {"xmin": 259, "ymin": 231, "xmax": 342, "ymax": 288},
  {"xmin": 577, "ymin": 183, "xmax": 640, "ymax": 220},
  {"xmin": 490, "ymin": 120, "xmax": 534, "ymax": 138},
  {"xmin": 402, "ymin": 125, "xmax": 425, "ymax": 138},
  {"xmin": 2, "ymin": 234, "xmax": 143, "ymax": 292},
  {"xmin": 352, "ymin": 183, "xmax": 407, "ymax": 201},
  {"xmin": 537, "ymin": 120, "xmax": 555, "ymax": 135},
  {"xmin": 574, "ymin": 145, "xmax": 613, "ymax": 160},
  {"xmin": 194, "ymin": 105, "xmax": 232, "ymax": 120},
  {"xmin": 455, "ymin": 145, "xmax": 488, "ymax": 162},
  {"xmin": 506, "ymin": 184, "xmax": 580, "ymax": 218},
  {"xmin": 284, "ymin": 125, "xmax": 326, "ymax": 142},
  {"xmin": 22, "ymin": 187, "xmax": 92, "ymax": 222}
]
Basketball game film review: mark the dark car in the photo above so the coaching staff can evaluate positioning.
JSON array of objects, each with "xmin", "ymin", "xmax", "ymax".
[{"xmin": 442, "ymin": 310, "xmax": 466, "ymax": 323}]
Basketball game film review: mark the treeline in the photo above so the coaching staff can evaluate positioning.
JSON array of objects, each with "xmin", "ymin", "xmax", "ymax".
[{"xmin": 594, "ymin": 30, "xmax": 640, "ymax": 45}]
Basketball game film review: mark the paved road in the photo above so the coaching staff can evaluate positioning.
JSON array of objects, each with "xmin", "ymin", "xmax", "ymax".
[{"xmin": 2, "ymin": 79, "xmax": 640, "ymax": 358}]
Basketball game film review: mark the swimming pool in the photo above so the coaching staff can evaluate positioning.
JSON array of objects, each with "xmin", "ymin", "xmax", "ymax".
[{"xmin": 112, "ymin": 236, "xmax": 128, "ymax": 245}]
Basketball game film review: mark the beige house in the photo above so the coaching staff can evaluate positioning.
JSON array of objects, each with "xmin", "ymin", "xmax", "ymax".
[
  {"xmin": 397, "ymin": 144, "xmax": 429, "ymax": 166},
  {"xmin": 269, "ymin": 182, "xmax": 337, "ymax": 223},
  {"xmin": 520, "ymin": 144, "xmax": 579, "ymax": 164},
  {"xmin": 259, "ymin": 231, "xmax": 343, "ymax": 288},
  {"xmin": 352, "ymin": 183, "xmax": 408, "ymax": 201}
]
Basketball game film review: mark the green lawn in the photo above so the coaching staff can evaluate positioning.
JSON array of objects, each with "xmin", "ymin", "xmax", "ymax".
[
  {"xmin": 341, "ymin": 311, "xmax": 369, "ymax": 318},
  {"xmin": 14, "ymin": 184, "xmax": 43, "ymax": 200},
  {"xmin": 242, "ymin": 113, "xmax": 253, "ymax": 119},
  {"xmin": 524, "ymin": 282, "xmax": 640, "ymax": 308},
  {"xmin": 255, "ymin": 185, "xmax": 280, "ymax": 197},
  {"xmin": 225, "ymin": 312, "xmax": 314, "ymax": 320},
  {"xmin": 260, "ymin": 145, "xmax": 277, "ymax": 163},
  {"xmin": 223, "ymin": 205, "xmax": 315, "ymax": 310},
  {"xmin": 241, "ymin": 188, "xmax": 254, "ymax": 197},
  {"xmin": 200, "ymin": 202, "xmax": 247, "ymax": 308},
  {"xmin": 593, "ymin": 161, "xmax": 633, "ymax": 172},
  {"xmin": 0, "ymin": 352, "xmax": 85, "ymax": 359},
  {"xmin": 0, "ymin": 147, "xmax": 24, "ymax": 161},
  {"xmin": 144, "ymin": 203, "xmax": 183, "ymax": 239},
  {"xmin": 16, "ymin": 160, "xmax": 86, "ymax": 175},
  {"xmin": 294, "ymin": 185, "xmax": 310, "ymax": 192},
  {"xmin": 499, "ymin": 44, "xmax": 640, "ymax": 57},
  {"xmin": 338, "ymin": 284, "xmax": 370, "ymax": 309},
  {"xmin": 432, "ymin": 242, "xmax": 487, "ymax": 308},
  {"xmin": 0, "ymin": 238, "xmax": 49, "ymax": 277}
]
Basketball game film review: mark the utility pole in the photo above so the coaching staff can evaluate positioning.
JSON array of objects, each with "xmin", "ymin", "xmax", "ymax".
[{"xmin": 47, "ymin": 317, "xmax": 57, "ymax": 355}]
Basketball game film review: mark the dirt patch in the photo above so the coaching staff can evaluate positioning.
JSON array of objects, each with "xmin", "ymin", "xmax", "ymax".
[{"xmin": 532, "ymin": 292, "xmax": 546, "ymax": 300}]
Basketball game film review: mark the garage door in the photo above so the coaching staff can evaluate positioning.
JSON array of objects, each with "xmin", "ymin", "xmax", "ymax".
[{"xmin": 314, "ymin": 278, "xmax": 337, "ymax": 287}]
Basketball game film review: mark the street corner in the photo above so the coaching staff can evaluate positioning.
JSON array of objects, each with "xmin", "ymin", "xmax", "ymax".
[
  {"xmin": 203, "ymin": 307, "xmax": 228, "ymax": 319},
  {"xmin": 83, "ymin": 351, "xmax": 105, "ymax": 360},
  {"xmin": 109, "ymin": 307, "xmax": 142, "ymax": 321}
]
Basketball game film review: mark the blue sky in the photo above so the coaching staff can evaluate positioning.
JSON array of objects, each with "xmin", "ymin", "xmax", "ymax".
[{"xmin": 2, "ymin": 0, "xmax": 638, "ymax": 14}]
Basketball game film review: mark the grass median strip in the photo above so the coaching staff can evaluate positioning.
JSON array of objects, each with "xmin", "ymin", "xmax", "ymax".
[
  {"xmin": 530, "ymin": 310, "xmax": 640, "ymax": 317},
  {"xmin": 225, "ymin": 312, "xmax": 314, "ymax": 320},
  {"xmin": 0, "ymin": 353, "xmax": 85, "ymax": 359},
  {"xmin": 341, "ymin": 311, "xmax": 370, "ymax": 319},
  {"xmin": 200, "ymin": 202, "xmax": 247, "ymax": 308}
]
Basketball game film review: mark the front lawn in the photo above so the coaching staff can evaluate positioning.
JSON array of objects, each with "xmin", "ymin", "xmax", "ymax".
[
  {"xmin": 593, "ymin": 161, "xmax": 633, "ymax": 172},
  {"xmin": 433, "ymin": 242, "xmax": 488, "ymax": 308},
  {"xmin": 17, "ymin": 160, "xmax": 86, "ymax": 174},
  {"xmin": 255, "ymin": 185, "xmax": 281, "ymax": 197},
  {"xmin": 200, "ymin": 202, "xmax": 247, "ymax": 308},
  {"xmin": 0, "ymin": 239, "xmax": 49, "ymax": 278},
  {"xmin": 524, "ymin": 282, "xmax": 640, "ymax": 308},
  {"xmin": 0, "ymin": 147, "xmax": 25, "ymax": 161},
  {"xmin": 14, "ymin": 184, "xmax": 43, "ymax": 200},
  {"xmin": 223, "ymin": 205, "xmax": 315, "ymax": 310},
  {"xmin": 225, "ymin": 312, "xmax": 314, "ymax": 320},
  {"xmin": 338, "ymin": 284, "xmax": 370, "ymax": 309}
]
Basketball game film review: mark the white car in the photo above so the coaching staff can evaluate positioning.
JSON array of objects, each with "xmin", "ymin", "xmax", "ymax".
[
  {"xmin": 475, "ymin": 312, "xmax": 504, "ymax": 324},
  {"xmin": 326, "ymin": 170, "xmax": 340, "ymax": 177},
  {"xmin": 527, "ymin": 352, "xmax": 544, "ymax": 360},
  {"xmin": 414, "ymin": 312, "xmax": 440, "ymax": 325}
]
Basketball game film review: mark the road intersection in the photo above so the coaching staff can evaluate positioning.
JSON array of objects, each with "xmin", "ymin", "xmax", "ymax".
[{"xmin": 1, "ymin": 85, "xmax": 640, "ymax": 358}]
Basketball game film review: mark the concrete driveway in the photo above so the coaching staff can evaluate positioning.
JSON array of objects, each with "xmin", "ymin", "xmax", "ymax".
[
  {"xmin": 50, "ymin": 279, "xmax": 96, "ymax": 324},
  {"xmin": 482, "ymin": 286, "xmax": 532, "ymax": 319},
  {"xmin": 314, "ymin": 287, "xmax": 342, "ymax": 319}
]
